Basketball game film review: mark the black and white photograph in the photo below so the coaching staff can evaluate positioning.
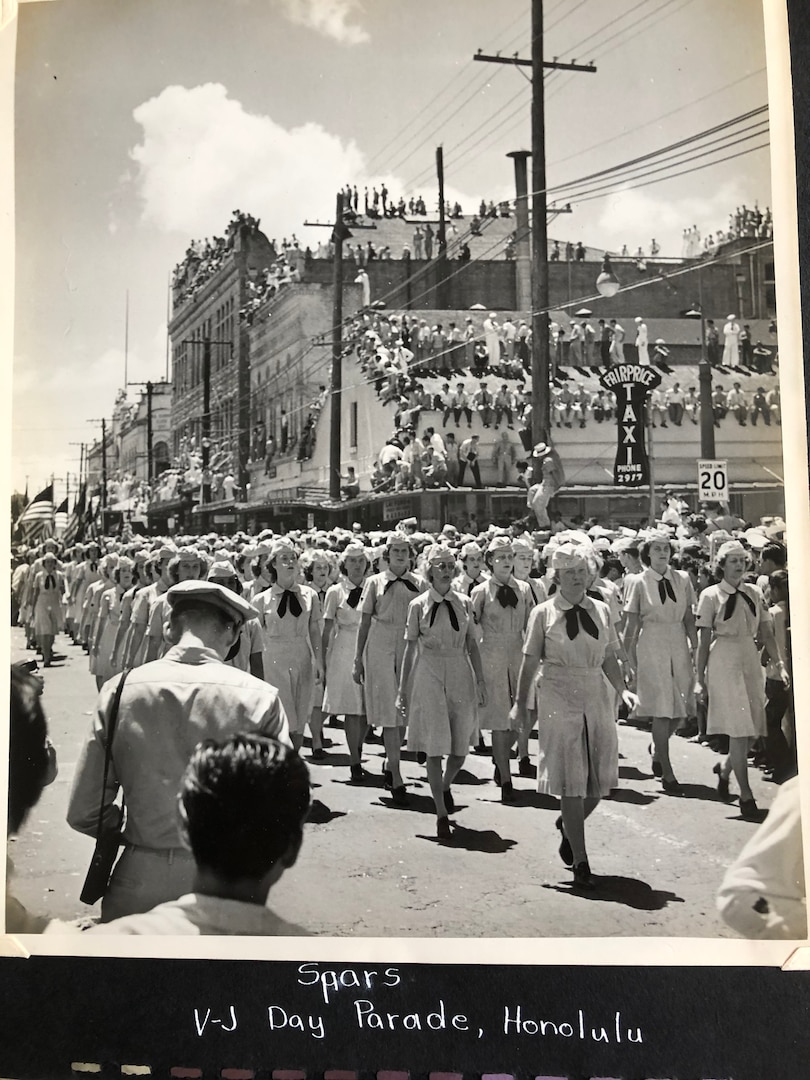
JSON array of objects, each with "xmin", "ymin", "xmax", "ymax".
[{"xmin": 5, "ymin": 0, "xmax": 808, "ymax": 949}]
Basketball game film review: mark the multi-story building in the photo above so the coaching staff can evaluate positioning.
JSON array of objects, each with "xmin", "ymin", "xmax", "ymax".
[{"xmin": 165, "ymin": 213, "xmax": 276, "ymax": 530}]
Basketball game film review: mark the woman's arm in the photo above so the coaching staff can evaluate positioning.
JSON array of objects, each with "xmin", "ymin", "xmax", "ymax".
[
  {"xmin": 321, "ymin": 617, "xmax": 335, "ymax": 672},
  {"xmin": 759, "ymin": 620, "xmax": 790, "ymax": 688},
  {"xmin": 695, "ymin": 625, "xmax": 712, "ymax": 697},
  {"xmin": 308, "ymin": 607, "xmax": 323, "ymax": 683},
  {"xmin": 395, "ymin": 639, "xmax": 419, "ymax": 712},
  {"xmin": 352, "ymin": 612, "xmax": 373, "ymax": 683},
  {"xmin": 510, "ymin": 651, "xmax": 541, "ymax": 727},
  {"xmin": 682, "ymin": 607, "xmax": 698, "ymax": 652},
  {"xmin": 622, "ymin": 611, "xmax": 641, "ymax": 670},
  {"xmin": 602, "ymin": 648, "xmax": 638, "ymax": 710},
  {"xmin": 466, "ymin": 634, "xmax": 487, "ymax": 706}
]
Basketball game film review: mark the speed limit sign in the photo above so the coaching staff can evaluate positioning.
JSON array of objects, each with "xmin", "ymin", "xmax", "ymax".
[{"xmin": 697, "ymin": 459, "xmax": 729, "ymax": 501}]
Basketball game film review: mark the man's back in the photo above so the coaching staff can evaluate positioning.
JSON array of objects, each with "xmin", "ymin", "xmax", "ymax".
[{"xmin": 68, "ymin": 644, "xmax": 289, "ymax": 850}]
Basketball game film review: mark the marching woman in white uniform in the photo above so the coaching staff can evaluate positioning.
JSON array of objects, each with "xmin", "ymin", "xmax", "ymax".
[
  {"xmin": 353, "ymin": 535, "xmax": 425, "ymax": 805},
  {"xmin": 695, "ymin": 540, "xmax": 789, "ymax": 819},
  {"xmin": 254, "ymin": 539, "xmax": 323, "ymax": 754},
  {"xmin": 623, "ymin": 532, "xmax": 697, "ymax": 793},
  {"xmin": 471, "ymin": 537, "xmax": 533, "ymax": 802},
  {"xmin": 322, "ymin": 542, "xmax": 370, "ymax": 783},
  {"xmin": 30, "ymin": 552, "xmax": 65, "ymax": 667},
  {"xmin": 397, "ymin": 544, "xmax": 486, "ymax": 840},
  {"xmin": 511, "ymin": 544, "xmax": 638, "ymax": 887}
]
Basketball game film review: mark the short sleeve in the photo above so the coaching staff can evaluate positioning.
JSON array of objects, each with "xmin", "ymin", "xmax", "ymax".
[
  {"xmin": 695, "ymin": 588, "xmax": 716, "ymax": 629},
  {"xmin": 130, "ymin": 590, "xmax": 150, "ymax": 627},
  {"xmin": 360, "ymin": 577, "xmax": 378, "ymax": 616},
  {"xmin": 307, "ymin": 588, "xmax": 323, "ymax": 627},
  {"xmin": 247, "ymin": 619, "xmax": 263, "ymax": 653},
  {"xmin": 405, "ymin": 597, "xmax": 422, "ymax": 641},
  {"xmin": 322, "ymin": 585, "xmax": 341, "ymax": 621},
  {"xmin": 622, "ymin": 575, "xmax": 642, "ymax": 615},
  {"xmin": 146, "ymin": 597, "xmax": 164, "ymax": 638},
  {"xmin": 470, "ymin": 583, "xmax": 486, "ymax": 623},
  {"xmin": 523, "ymin": 605, "xmax": 546, "ymax": 657}
]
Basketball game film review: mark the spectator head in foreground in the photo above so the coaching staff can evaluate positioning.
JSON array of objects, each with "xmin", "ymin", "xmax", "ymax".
[
  {"xmin": 9, "ymin": 665, "xmax": 57, "ymax": 836},
  {"xmin": 179, "ymin": 734, "xmax": 311, "ymax": 906}
]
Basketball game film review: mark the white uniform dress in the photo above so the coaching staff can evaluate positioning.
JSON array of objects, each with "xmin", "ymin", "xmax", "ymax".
[
  {"xmin": 254, "ymin": 582, "xmax": 321, "ymax": 735},
  {"xmin": 696, "ymin": 580, "xmax": 770, "ymax": 738},
  {"xmin": 360, "ymin": 570, "xmax": 425, "ymax": 728},
  {"xmin": 322, "ymin": 577, "xmax": 365, "ymax": 715},
  {"xmin": 32, "ymin": 569, "xmax": 65, "ymax": 638},
  {"xmin": 471, "ymin": 576, "xmax": 532, "ymax": 730},
  {"xmin": 523, "ymin": 594, "xmax": 619, "ymax": 798},
  {"xmin": 95, "ymin": 585, "xmax": 126, "ymax": 682},
  {"xmin": 405, "ymin": 588, "xmax": 477, "ymax": 757},
  {"xmin": 623, "ymin": 567, "xmax": 696, "ymax": 718}
]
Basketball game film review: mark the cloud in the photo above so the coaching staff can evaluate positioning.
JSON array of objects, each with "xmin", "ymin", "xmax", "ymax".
[
  {"xmin": 592, "ymin": 180, "xmax": 746, "ymax": 258},
  {"xmin": 129, "ymin": 83, "xmax": 368, "ymax": 239},
  {"xmin": 278, "ymin": 0, "xmax": 369, "ymax": 45}
]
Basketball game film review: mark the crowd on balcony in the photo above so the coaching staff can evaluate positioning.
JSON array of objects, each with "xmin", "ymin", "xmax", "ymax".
[{"xmin": 682, "ymin": 204, "xmax": 773, "ymax": 259}]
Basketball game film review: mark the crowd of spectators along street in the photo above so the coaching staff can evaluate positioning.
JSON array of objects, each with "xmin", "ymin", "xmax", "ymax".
[{"xmin": 172, "ymin": 211, "xmax": 263, "ymax": 310}]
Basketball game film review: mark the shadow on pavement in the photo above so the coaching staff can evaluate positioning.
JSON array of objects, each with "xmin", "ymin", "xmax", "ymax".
[
  {"xmin": 454, "ymin": 769, "xmax": 491, "ymax": 787},
  {"xmin": 667, "ymin": 782, "xmax": 726, "ymax": 803},
  {"xmin": 308, "ymin": 751, "xmax": 353, "ymax": 767},
  {"xmin": 501, "ymin": 790, "xmax": 559, "ymax": 811},
  {"xmin": 307, "ymin": 799, "xmax": 347, "ymax": 825},
  {"xmin": 618, "ymin": 765, "xmax": 650, "ymax": 781},
  {"xmin": 543, "ymin": 874, "xmax": 684, "ymax": 909},
  {"xmin": 418, "ymin": 824, "xmax": 518, "ymax": 853},
  {"xmin": 378, "ymin": 792, "xmax": 437, "ymax": 815},
  {"xmin": 606, "ymin": 788, "xmax": 657, "ymax": 805}
]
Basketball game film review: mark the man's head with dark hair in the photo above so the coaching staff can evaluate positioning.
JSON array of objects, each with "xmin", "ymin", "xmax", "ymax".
[
  {"xmin": 9, "ymin": 666, "xmax": 54, "ymax": 835},
  {"xmin": 179, "ymin": 735, "xmax": 310, "ymax": 902},
  {"xmin": 760, "ymin": 542, "xmax": 787, "ymax": 574}
]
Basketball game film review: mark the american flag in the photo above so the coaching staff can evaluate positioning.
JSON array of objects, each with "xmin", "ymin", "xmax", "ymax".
[
  {"xmin": 15, "ymin": 484, "xmax": 55, "ymax": 542},
  {"xmin": 54, "ymin": 497, "xmax": 69, "ymax": 535}
]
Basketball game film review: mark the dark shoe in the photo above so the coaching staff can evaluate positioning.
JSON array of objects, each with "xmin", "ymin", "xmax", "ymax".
[
  {"xmin": 443, "ymin": 789, "xmax": 456, "ymax": 814},
  {"xmin": 556, "ymin": 816, "xmax": 573, "ymax": 866},
  {"xmin": 649, "ymin": 742, "xmax": 662, "ymax": 778},
  {"xmin": 436, "ymin": 815, "xmax": 452, "ymax": 840},
  {"xmin": 573, "ymin": 861, "xmax": 594, "ymax": 888},
  {"xmin": 713, "ymin": 762, "xmax": 731, "ymax": 801},
  {"xmin": 383, "ymin": 768, "xmax": 393, "ymax": 790},
  {"xmin": 518, "ymin": 756, "xmax": 534, "ymax": 778},
  {"xmin": 311, "ymin": 747, "xmax": 327, "ymax": 761},
  {"xmin": 391, "ymin": 785, "xmax": 409, "ymax": 807},
  {"xmin": 662, "ymin": 778, "xmax": 682, "ymax": 795},
  {"xmin": 349, "ymin": 764, "xmax": 367, "ymax": 783},
  {"xmin": 501, "ymin": 781, "xmax": 517, "ymax": 804},
  {"xmin": 739, "ymin": 798, "xmax": 761, "ymax": 821},
  {"xmin": 473, "ymin": 739, "xmax": 490, "ymax": 756},
  {"xmin": 416, "ymin": 751, "xmax": 427, "ymax": 765}
]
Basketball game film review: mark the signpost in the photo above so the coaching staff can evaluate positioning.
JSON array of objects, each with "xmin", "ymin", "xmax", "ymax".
[
  {"xmin": 599, "ymin": 364, "xmax": 662, "ymax": 488},
  {"xmin": 697, "ymin": 459, "xmax": 729, "ymax": 502}
]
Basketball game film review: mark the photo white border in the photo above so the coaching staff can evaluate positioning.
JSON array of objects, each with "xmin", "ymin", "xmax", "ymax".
[{"xmin": 1, "ymin": 0, "xmax": 808, "ymax": 969}]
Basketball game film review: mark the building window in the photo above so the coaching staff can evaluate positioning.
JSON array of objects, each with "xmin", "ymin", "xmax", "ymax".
[
  {"xmin": 763, "ymin": 260, "xmax": 777, "ymax": 315},
  {"xmin": 350, "ymin": 401, "xmax": 358, "ymax": 449}
]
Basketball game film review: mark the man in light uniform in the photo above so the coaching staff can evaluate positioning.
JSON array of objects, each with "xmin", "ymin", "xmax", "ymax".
[{"xmin": 67, "ymin": 580, "xmax": 290, "ymax": 922}]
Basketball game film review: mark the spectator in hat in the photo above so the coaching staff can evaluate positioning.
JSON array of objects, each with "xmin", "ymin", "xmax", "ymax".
[
  {"xmin": 88, "ymin": 735, "xmax": 311, "ymax": 936},
  {"xmin": 723, "ymin": 315, "xmax": 741, "ymax": 366},
  {"xmin": 527, "ymin": 443, "xmax": 565, "ymax": 528},
  {"xmin": 68, "ymin": 581, "xmax": 290, "ymax": 922},
  {"xmin": 458, "ymin": 434, "xmax": 482, "ymax": 488}
]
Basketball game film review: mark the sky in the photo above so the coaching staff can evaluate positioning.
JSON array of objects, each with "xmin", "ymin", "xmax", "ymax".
[{"xmin": 6, "ymin": 0, "xmax": 773, "ymax": 497}]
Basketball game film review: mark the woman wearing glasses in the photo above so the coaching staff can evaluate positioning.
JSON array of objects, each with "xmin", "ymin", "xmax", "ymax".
[
  {"xmin": 511, "ymin": 543, "xmax": 638, "ymax": 887},
  {"xmin": 254, "ymin": 540, "xmax": 323, "ymax": 753},
  {"xmin": 397, "ymin": 544, "xmax": 486, "ymax": 840}
]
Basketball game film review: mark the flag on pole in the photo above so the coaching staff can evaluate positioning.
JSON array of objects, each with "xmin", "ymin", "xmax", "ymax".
[
  {"xmin": 15, "ymin": 483, "xmax": 55, "ymax": 542},
  {"xmin": 63, "ymin": 484, "xmax": 86, "ymax": 545},
  {"xmin": 54, "ymin": 498, "xmax": 69, "ymax": 536}
]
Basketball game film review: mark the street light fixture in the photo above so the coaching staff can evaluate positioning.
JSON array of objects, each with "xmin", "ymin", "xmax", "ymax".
[
  {"xmin": 596, "ymin": 253, "xmax": 620, "ymax": 298},
  {"xmin": 685, "ymin": 304, "xmax": 716, "ymax": 458}
]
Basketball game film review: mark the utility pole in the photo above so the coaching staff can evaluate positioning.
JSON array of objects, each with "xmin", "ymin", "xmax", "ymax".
[
  {"xmin": 435, "ymin": 146, "xmax": 449, "ymax": 309},
  {"xmin": 128, "ymin": 380, "xmax": 155, "ymax": 483},
  {"xmin": 475, "ymin": 1, "xmax": 596, "ymax": 474},
  {"xmin": 304, "ymin": 201, "xmax": 375, "ymax": 501},
  {"xmin": 86, "ymin": 419, "xmax": 109, "ymax": 529}
]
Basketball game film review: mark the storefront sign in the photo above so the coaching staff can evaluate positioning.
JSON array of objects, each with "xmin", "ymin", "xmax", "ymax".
[{"xmin": 599, "ymin": 364, "xmax": 662, "ymax": 488}]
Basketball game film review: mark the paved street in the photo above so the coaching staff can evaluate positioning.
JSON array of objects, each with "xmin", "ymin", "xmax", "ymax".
[{"xmin": 9, "ymin": 627, "xmax": 781, "ymax": 938}]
